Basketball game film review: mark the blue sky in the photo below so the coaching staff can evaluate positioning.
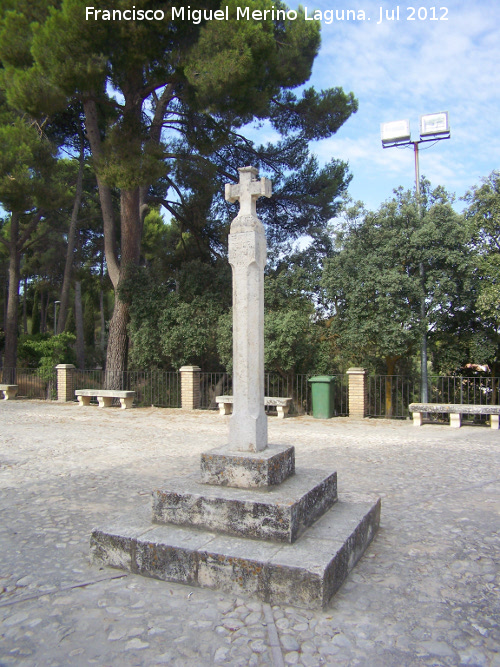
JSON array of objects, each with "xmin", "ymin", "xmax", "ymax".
[{"xmin": 274, "ymin": 0, "xmax": 499, "ymax": 212}]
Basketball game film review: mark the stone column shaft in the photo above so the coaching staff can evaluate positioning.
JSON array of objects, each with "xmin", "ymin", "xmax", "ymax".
[
  {"xmin": 228, "ymin": 230, "xmax": 267, "ymax": 451},
  {"xmin": 226, "ymin": 166, "xmax": 271, "ymax": 452}
]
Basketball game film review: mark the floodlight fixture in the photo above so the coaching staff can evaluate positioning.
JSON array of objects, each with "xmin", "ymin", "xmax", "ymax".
[
  {"xmin": 380, "ymin": 119, "xmax": 411, "ymax": 145},
  {"xmin": 420, "ymin": 111, "xmax": 449, "ymax": 138}
]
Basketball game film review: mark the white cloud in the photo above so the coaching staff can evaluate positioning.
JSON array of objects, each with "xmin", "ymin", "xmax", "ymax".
[{"xmin": 288, "ymin": 0, "xmax": 500, "ymax": 209}]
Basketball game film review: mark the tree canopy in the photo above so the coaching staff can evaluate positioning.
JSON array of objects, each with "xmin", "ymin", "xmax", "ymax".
[{"xmin": 0, "ymin": 0, "xmax": 357, "ymax": 382}]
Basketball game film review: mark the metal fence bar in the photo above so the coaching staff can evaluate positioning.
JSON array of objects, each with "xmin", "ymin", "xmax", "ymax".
[
  {"xmin": 367, "ymin": 375, "xmax": 419, "ymax": 419},
  {"xmin": 1, "ymin": 367, "xmax": 56, "ymax": 400},
  {"xmin": 72, "ymin": 369, "xmax": 181, "ymax": 407},
  {"xmin": 5, "ymin": 365, "xmax": 498, "ymax": 420},
  {"xmin": 199, "ymin": 372, "xmax": 232, "ymax": 410},
  {"xmin": 197, "ymin": 372, "xmax": 349, "ymax": 416},
  {"xmin": 367, "ymin": 375, "xmax": 500, "ymax": 420}
]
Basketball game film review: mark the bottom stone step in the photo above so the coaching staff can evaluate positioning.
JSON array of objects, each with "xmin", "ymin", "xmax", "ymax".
[{"xmin": 91, "ymin": 492, "xmax": 380, "ymax": 610}]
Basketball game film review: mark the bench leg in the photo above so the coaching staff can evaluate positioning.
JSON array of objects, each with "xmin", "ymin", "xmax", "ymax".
[
  {"xmin": 490, "ymin": 415, "xmax": 499, "ymax": 429},
  {"xmin": 450, "ymin": 413, "xmax": 462, "ymax": 428},
  {"xmin": 276, "ymin": 405, "xmax": 289, "ymax": 419},
  {"xmin": 412, "ymin": 412, "xmax": 423, "ymax": 427},
  {"xmin": 218, "ymin": 402, "xmax": 232, "ymax": 416},
  {"xmin": 120, "ymin": 397, "xmax": 133, "ymax": 410},
  {"xmin": 77, "ymin": 396, "xmax": 91, "ymax": 407},
  {"xmin": 98, "ymin": 396, "xmax": 113, "ymax": 408},
  {"xmin": 2, "ymin": 388, "xmax": 17, "ymax": 400}
]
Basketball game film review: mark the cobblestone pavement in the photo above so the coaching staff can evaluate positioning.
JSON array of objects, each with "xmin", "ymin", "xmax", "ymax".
[{"xmin": 0, "ymin": 400, "xmax": 499, "ymax": 667}]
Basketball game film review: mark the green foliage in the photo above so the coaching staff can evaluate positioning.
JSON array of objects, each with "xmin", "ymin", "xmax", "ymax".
[
  {"xmin": 0, "ymin": 115, "xmax": 67, "ymax": 213},
  {"xmin": 323, "ymin": 186, "xmax": 471, "ymax": 374},
  {"xmin": 18, "ymin": 332, "xmax": 76, "ymax": 372},
  {"xmin": 216, "ymin": 310, "xmax": 233, "ymax": 372},
  {"xmin": 462, "ymin": 171, "xmax": 500, "ymax": 371},
  {"xmin": 121, "ymin": 260, "xmax": 230, "ymax": 370},
  {"xmin": 464, "ymin": 171, "xmax": 500, "ymax": 324},
  {"xmin": 0, "ymin": 0, "xmax": 357, "ymax": 375}
]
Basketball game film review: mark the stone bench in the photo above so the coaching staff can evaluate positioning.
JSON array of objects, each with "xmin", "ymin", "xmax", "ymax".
[
  {"xmin": 216, "ymin": 395, "xmax": 292, "ymax": 419},
  {"xmin": 0, "ymin": 384, "xmax": 18, "ymax": 400},
  {"xmin": 409, "ymin": 403, "xmax": 500, "ymax": 429},
  {"xmin": 75, "ymin": 389, "xmax": 135, "ymax": 410}
]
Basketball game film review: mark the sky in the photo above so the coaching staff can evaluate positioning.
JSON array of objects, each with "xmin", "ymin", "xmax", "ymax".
[{"xmin": 274, "ymin": 0, "xmax": 500, "ymax": 212}]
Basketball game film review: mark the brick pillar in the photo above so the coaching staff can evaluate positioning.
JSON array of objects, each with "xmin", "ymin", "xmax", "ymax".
[
  {"xmin": 347, "ymin": 367, "xmax": 367, "ymax": 419},
  {"xmin": 56, "ymin": 364, "xmax": 76, "ymax": 402},
  {"xmin": 180, "ymin": 366, "xmax": 201, "ymax": 410}
]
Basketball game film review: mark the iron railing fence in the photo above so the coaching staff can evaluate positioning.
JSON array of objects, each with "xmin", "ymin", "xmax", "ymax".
[
  {"xmin": 428, "ymin": 375, "xmax": 500, "ymax": 424},
  {"xmin": 199, "ymin": 372, "xmax": 349, "ymax": 416},
  {"xmin": 429, "ymin": 375, "xmax": 500, "ymax": 406},
  {"xmin": 4, "ymin": 365, "xmax": 497, "ymax": 422},
  {"xmin": 367, "ymin": 375, "xmax": 500, "ymax": 421},
  {"xmin": 367, "ymin": 375, "xmax": 419, "ymax": 419},
  {"xmin": 199, "ymin": 372, "xmax": 232, "ymax": 410},
  {"xmin": 1, "ymin": 367, "xmax": 56, "ymax": 400},
  {"xmin": 72, "ymin": 370, "xmax": 181, "ymax": 408}
]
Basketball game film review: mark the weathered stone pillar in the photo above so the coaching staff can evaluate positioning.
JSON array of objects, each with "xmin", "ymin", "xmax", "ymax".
[
  {"xmin": 56, "ymin": 364, "xmax": 76, "ymax": 402},
  {"xmin": 180, "ymin": 366, "xmax": 201, "ymax": 410},
  {"xmin": 226, "ymin": 166, "xmax": 271, "ymax": 452},
  {"xmin": 347, "ymin": 367, "xmax": 367, "ymax": 419}
]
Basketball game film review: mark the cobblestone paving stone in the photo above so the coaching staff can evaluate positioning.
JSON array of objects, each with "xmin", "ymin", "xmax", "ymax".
[{"xmin": 0, "ymin": 401, "xmax": 499, "ymax": 666}]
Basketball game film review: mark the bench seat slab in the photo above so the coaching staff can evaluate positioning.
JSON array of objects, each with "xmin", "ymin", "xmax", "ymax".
[
  {"xmin": 75, "ymin": 389, "xmax": 135, "ymax": 409},
  {"xmin": 410, "ymin": 403, "xmax": 500, "ymax": 429}
]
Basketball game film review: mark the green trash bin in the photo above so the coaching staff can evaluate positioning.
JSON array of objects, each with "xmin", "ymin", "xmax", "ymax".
[{"xmin": 308, "ymin": 375, "xmax": 335, "ymax": 419}]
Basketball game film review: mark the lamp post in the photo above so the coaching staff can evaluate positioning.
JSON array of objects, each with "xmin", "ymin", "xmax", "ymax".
[
  {"xmin": 380, "ymin": 112, "xmax": 450, "ymax": 403},
  {"xmin": 54, "ymin": 300, "xmax": 61, "ymax": 335}
]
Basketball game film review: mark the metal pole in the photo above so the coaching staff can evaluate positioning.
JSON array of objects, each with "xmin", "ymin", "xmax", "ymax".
[
  {"xmin": 54, "ymin": 301, "xmax": 60, "ymax": 335},
  {"xmin": 414, "ymin": 142, "xmax": 428, "ymax": 403}
]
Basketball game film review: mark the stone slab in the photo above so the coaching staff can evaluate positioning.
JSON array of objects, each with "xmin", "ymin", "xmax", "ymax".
[
  {"xmin": 409, "ymin": 402, "xmax": 500, "ymax": 415},
  {"xmin": 90, "ymin": 492, "xmax": 380, "ymax": 610},
  {"xmin": 75, "ymin": 389, "xmax": 135, "ymax": 398},
  {"xmin": 152, "ymin": 467, "xmax": 337, "ymax": 543},
  {"xmin": 200, "ymin": 443, "xmax": 295, "ymax": 488}
]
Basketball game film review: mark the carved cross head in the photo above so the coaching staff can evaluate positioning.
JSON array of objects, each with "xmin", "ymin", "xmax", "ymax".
[{"xmin": 225, "ymin": 166, "xmax": 272, "ymax": 218}]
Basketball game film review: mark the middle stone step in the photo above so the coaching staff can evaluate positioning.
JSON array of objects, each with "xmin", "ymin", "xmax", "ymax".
[{"xmin": 152, "ymin": 468, "xmax": 337, "ymax": 543}]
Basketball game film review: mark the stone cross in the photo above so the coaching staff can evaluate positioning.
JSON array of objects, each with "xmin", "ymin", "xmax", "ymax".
[{"xmin": 226, "ymin": 166, "xmax": 272, "ymax": 452}]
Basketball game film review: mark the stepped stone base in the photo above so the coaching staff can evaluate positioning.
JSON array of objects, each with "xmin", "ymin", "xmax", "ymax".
[
  {"xmin": 200, "ymin": 443, "xmax": 295, "ymax": 488},
  {"xmin": 152, "ymin": 468, "xmax": 337, "ymax": 543},
  {"xmin": 91, "ymin": 492, "xmax": 380, "ymax": 610}
]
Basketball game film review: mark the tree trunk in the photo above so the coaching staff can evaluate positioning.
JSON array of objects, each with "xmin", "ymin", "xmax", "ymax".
[
  {"xmin": 99, "ymin": 288, "xmax": 106, "ymax": 356},
  {"xmin": 22, "ymin": 276, "xmax": 28, "ymax": 334},
  {"xmin": 384, "ymin": 356, "xmax": 398, "ymax": 419},
  {"xmin": 104, "ymin": 188, "xmax": 142, "ymax": 386},
  {"xmin": 105, "ymin": 298, "xmax": 129, "ymax": 389},
  {"xmin": 57, "ymin": 135, "xmax": 85, "ymax": 334},
  {"xmin": 31, "ymin": 290, "xmax": 40, "ymax": 334},
  {"xmin": 84, "ymin": 90, "xmax": 149, "ymax": 381},
  {"xmin": 40, "ymin": 292, "xmax": 49, "ymax": 333},
  {"xmin": 83, "ymin": 99, "xmax": 120, "ymax": 287},
  {"xmin": 3, "ymin": 213, "xmax": 21, "ymax": 380},
  {"xmin": 75, "ymin": 280, "xmax": 85, "ymax": 369},
  {"xmin": 2, "ymin": 267, "xmax": 7, "ymax": 330}
]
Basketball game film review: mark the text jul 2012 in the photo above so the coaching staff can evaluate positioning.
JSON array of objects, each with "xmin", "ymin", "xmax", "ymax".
[{"xmin": 85, "ymin": 5, "xmax": 450, "ymax": 24}]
